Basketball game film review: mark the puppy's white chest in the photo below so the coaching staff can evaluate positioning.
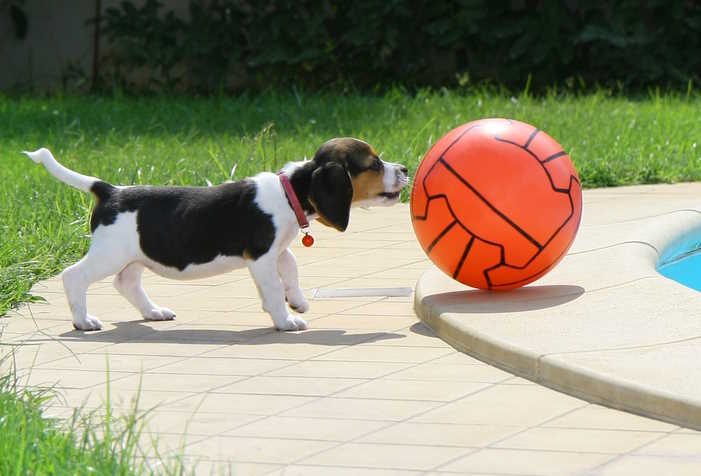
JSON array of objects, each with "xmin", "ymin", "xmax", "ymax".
[{"xmin": 145, "ymin": 255, "xmax": 247, "ymax": 280}]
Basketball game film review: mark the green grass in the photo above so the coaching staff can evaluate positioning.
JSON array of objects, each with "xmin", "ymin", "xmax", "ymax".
[
  {"xmin": 1, "ymin": 89, "xmax": 700, "ymax": 314},
  {"xmin": 0, "ymin": 354, "xmax": 188, "ymax": 475}
]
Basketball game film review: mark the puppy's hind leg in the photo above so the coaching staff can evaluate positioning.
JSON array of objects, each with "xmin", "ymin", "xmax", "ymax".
[
  {"xmin": 62, "ymin": 249, "xmax": 129, "ymax": 331},
  {"xmin": 113, "ymin": 262, "xmax": 175, "ymax": 321}
]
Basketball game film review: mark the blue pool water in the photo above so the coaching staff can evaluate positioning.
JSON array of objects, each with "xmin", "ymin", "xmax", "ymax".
[{"xmin": 658, "ymin": 237, "xmax": 701, "ymax": 292}]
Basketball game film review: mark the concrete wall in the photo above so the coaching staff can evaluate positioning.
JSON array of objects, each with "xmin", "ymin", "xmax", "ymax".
[{"xmin": 0, "ymin": 0, "xmax": 188, "ymax": 90}]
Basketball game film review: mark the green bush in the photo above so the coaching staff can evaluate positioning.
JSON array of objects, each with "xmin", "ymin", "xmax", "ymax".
[{"xmin": 101, "ymin": 0, "xmax": 701, "ymax": 93}]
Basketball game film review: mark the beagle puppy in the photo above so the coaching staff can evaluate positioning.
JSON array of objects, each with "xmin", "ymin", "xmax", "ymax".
[{"xmin": 25, "ymin": 138, "xmax": 409, "ymax": 332}]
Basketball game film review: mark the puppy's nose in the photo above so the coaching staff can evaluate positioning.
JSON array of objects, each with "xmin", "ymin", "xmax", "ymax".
[{"xmin": 399, "ymin": 165, "xmax": 408, "ymax": 175}]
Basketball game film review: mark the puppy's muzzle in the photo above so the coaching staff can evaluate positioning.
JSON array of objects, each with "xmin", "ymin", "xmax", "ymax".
[{"xmin": 381, "ymin": 165, "xmax": 409, "ymax": 200}]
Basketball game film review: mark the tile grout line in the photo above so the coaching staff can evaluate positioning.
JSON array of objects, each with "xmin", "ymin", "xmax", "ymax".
[
  {"xmin": 584, "ymin": 421, "xmax": 690, "ymax": 473},
  {"xmin": 148, "ymin": 317, "xmax": 425, "ymax": 455},
  {"xmin": 274, "ymin": 352, "xmax": 516, "ymax": 472},
  {"xmin": 160, "ymin": 320, "xmax": 447, "ymax": 462},
  {"xmin": 426, "ymin": 400, "xmax": 591, "ymax": 473}
]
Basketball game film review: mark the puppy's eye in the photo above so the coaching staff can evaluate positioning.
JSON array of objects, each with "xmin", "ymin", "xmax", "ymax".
[{"xmin": 371, "ymin": 158, "xmax": 383, "ymax": 171}]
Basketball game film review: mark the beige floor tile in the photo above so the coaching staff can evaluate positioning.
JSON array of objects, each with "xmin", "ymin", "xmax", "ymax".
[
  {"xmin": 337, "ymin": 277, "xmax": 421, "ymax": 289},
  {"xmin": 49, "ymin": 384, "xmax": 196, "ymax": 411},
  {"xmin": 179, "ymin": 459, "xmax": 233, "ymax": 476},
  {"xmin": 178, "ymin": 392, "xmax": 314, "ymax": 416},
  {"xmin": 184, "ymin": 435, "xmax": 335, "ymax": 464},
  {"xmin": 305, "ymin": 258, "xmax": 387, "ymax": 271},
  {"xmin": 17, "ymin": 338, "xmax": 114, "ymax": 359},
  {"xmin": 109, "ymin": 388, "xmax": 198, "ymax": 411},
  {"xmin": 403, "ymin": 260, "xmax": 435, "ymax": 269},
  {"xmin": 494, "ymin": 427, "xmax": 662, "ymax": 454},
  {"xmin": 44, "ymin": 320, "xmax": 175, "ymax": 343},
  {"xmin": 142, "ymin": 410, "xmax": 202, "ymax": 434},
  {"xmin": 544, "ymin": 404, "xmax": 678, "ymax": 432},
  {"xmin": 0, "ymin": 348, "xmax": 51, "ymax": 370},
  {"xmin": 633, "ymin": 433, "xmax": 701, "ymax": 456},
  {"xmin": 21, "ymin": 300, "xmax": 63, "ymax": 315},
  {"xmin": 301, "ymin": 265, "xmax": 385, "ymax": 278},
  {"xmin": 214, "ymin": 375, "xmax": 361, "ymax": 397},
  {"xmin": 312, "ymin": 345, "xmax": 454, "ymax": 363},
  {"xmin": 137, "ymin": 283, "xmax": 217, "ymax": 298},
  {"xmin": 154, "ymin": 357, "xmax": 293, "ymax": 376},
  {"xmin": 16, "ymin": 367, "xmax": 134, "ymax": 389},
  {"xmin": 0, "ymin": 315, "xmax": 66, "ymax": 333},
  {"xmin": 271, "ymin": 465, "xmax": 420, "ymax": 476},
  {"xmin": 311, "ymin": 289, "xmax": 409, "ymax": 302},
  {"xmin": 367, "ymin": 268, "xmax": 427, "ymax": 280},
  {"xmin": 159, "ymin": 411, "xmax": 262, "ymax": 435},
  {"xmin": 108, "ymin": 372, "xmax": 245, "ymax": 393},
  {"xmin": 244, "ymin": 328, "xmax": 399, "ymax": 347},
  {"xmin": 135, "ymin": 323, "xmax": 274, "ymax": 343},
  {"xmin": 430, "ymin": 352, "xmax": 488, "ymax": 365},
  {"xmin": 675, "ymin": 427, "xmax": 701, "ymax": 434},
  {"xmin": 598, "ymin": 455, "xmax": 701, "ymax": 476},
  {"xmin": 413, "ymin": 384, "xmax": 586, "ymax": 426},
  {"xmin": 440, "ymin": 448, "xmax": 613, "ymax": 475},
  {"xmin": 423, "ymin": 473, "xmax": 503, "ymax": 476},
  {"xmin": 300, "ymin": 442, "xmax": 466, "ymax": 471},
  {"xmin": 359, "ymin": 422, "xmax": 522, "ymax": 448},
  {"xmin": 1, "ymin": 346, "xmax": 51, "ymax": 371},
  {"xmin": 37, "ymin": 353, "xmax": 186, "ymax": 373},
  {"xmin": 264, "ymin": 360, "xmax": 412, "ymax": 379},
  {"xmin": 500, "ymin": 376, "xmax": 536, "ymax": 385},
  {"xmin": 174, "ymin": 310, "xmax": 277, "ymax": 327},
  {"xmin": 141, "ymin": 433, "xmax": 210, "ymax": 459},
  {"xmin": 336, "ymin": 378, "xmax": 489, "ymax": 402},
  {"xmin": 285, "ymin": 397, "xmax": 439, "ymax": 421},
  {"xmin": 360, "ymin": 328, "xmax": 448, "ymax": 348},
  {"xmin": 96, "ymin": 341, "xmax": 225, "ymax": 357},
  {"xmin": 173, "ymin": 280, "xmax": 260, "ymax": 297},
  {"xmin": 309, "ymin": 315, "xmax": 418, "ymax": 331},
  {"xmin": 338, "ymin": 300, "xmax": 417, "ymax": 317},
  {"xmin": 160, "ymin": 295, "xmax": 260, "ymax": 313},
  {"xmin": 303, "ymin": 299, "xmax": 383, "ymax": 315},
  {"xmin": 197, "ymin": 461, "xmax": 281, "ymax": 476},
  {"xmin": 297, "ymin": 275, "xmax": 355, "ymax": 289},
  {"xmin": 389, "ymin": 362, "xmax": 514, "ymax": 383},
  {"xmin": 84, "ymin": 294, "xmax": 145, "ymax": 313},
  {"xmin": 202, "ymin": 342, "xmax": 337, "ymax": 360},
  {"xmin": 230, "ymin": 416, "xmax": 386, "ymax": 441}
]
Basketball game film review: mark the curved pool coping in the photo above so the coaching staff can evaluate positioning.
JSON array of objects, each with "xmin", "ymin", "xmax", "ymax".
[{"xmin": 415, "ymin": 190, "xmax": 701, "ymax": 430}]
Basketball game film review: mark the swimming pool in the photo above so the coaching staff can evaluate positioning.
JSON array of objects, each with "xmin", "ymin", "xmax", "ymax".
[{"xmin": 658, "ymin": 231, "xmax": 701, "ymax": 292}]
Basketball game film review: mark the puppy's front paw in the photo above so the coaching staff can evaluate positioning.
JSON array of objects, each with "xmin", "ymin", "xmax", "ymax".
[
  {"xmin": 73, "ymin": 314, "xmax": 103, "ymax": 331},
  {"xmin": 144, "ymin": 307, "xmax": 176, "ymax": 321},
  {"xmin": 286, "ymin": 289, "xmax": 310, "ymax": 313},
  {"xmin": 275, "ymin": 315, "xmax": 308, "ymax": 332}
]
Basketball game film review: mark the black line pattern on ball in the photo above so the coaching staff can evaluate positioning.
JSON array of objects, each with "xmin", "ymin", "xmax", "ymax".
[
  {"xmin": 412, "ymin": 123, "xmax": 581, "ymax": 289},
  {"xmin": 426, "ymin": 220, "xmax": 457, "ymax": 253},
  {"xmin": 453, "ymin": 236, "xmax": 475, "ymax": 279},
  {"xmin": 438, "ymin": 158, "xmax": 543, "ymax": 250}
]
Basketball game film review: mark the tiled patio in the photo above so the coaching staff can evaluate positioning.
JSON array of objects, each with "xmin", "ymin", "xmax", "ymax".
[{"xmin": 2, "ymin": 200, "xmax": 701, "ymax": 475}]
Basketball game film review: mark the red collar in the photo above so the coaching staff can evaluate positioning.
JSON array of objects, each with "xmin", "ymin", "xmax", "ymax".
[{"xmin": 279, "ymin": 173, "xmax": 314, "ymax": 247}]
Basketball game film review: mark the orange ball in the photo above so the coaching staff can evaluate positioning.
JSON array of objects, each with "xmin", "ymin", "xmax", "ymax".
[{"xmin": 411, "ymin": 118, "xmax": 582, "ymax": 290}]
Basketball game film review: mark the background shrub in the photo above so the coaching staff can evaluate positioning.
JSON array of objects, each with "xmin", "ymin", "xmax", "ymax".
[{"xmin": 99, "ymin": 0, "xmax": 701, "ymax": 93}]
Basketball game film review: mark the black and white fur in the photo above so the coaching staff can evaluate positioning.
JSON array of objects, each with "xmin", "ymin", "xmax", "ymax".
[{"xmin": 24, "ymin": 138, "xmax": 408, "ymax": 332}]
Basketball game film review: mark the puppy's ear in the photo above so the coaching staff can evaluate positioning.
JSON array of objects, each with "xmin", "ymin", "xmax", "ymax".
[{"xmin": 309, "ymin": 162, "xmax": 353, "ymax": 231}]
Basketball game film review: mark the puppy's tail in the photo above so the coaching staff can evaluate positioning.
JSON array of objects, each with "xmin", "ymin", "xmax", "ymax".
[{"xmin": 23, "ymin": 148, "xmax": 114, "ymax": 199}]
